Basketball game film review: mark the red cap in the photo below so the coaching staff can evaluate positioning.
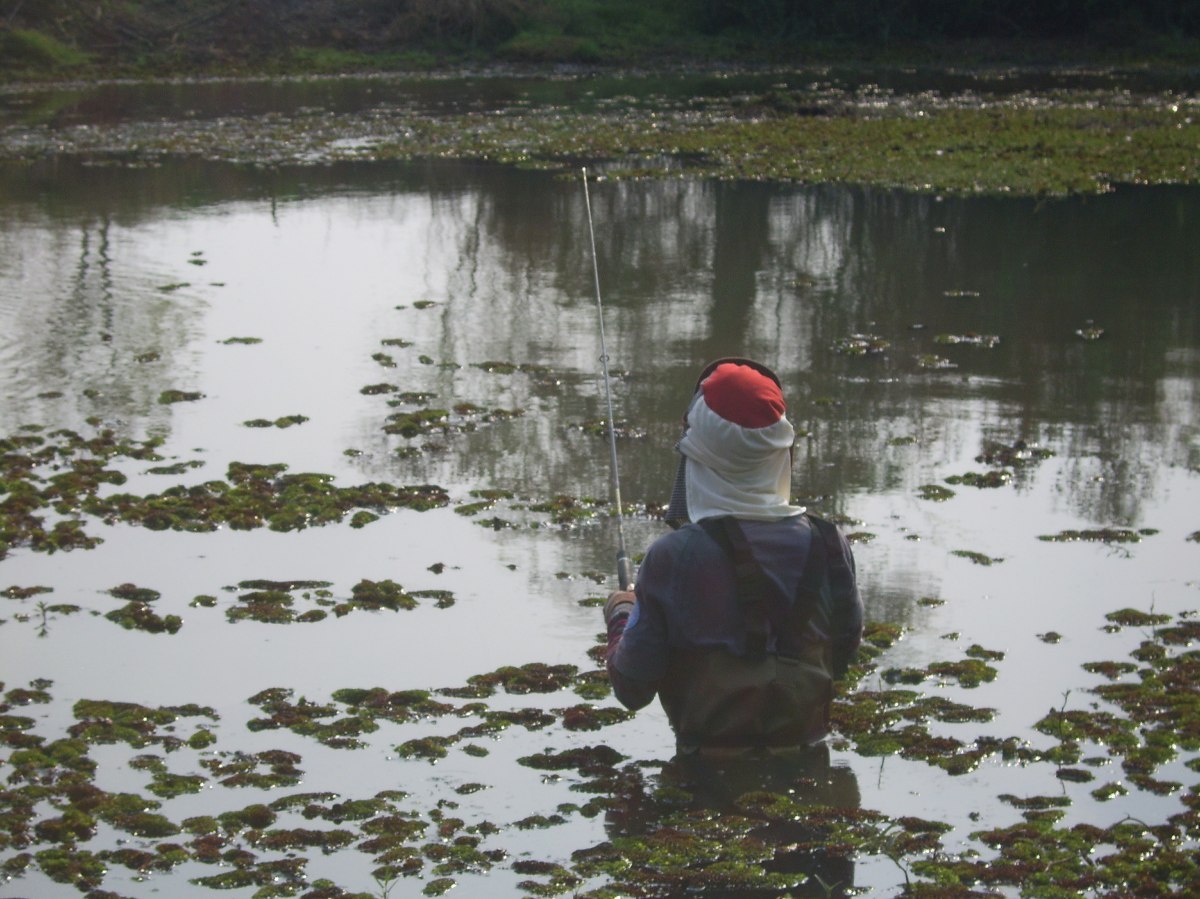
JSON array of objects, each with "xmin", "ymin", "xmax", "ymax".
[{"xmin": 700, "ymin": 362, "xmax": 786, "ymax": 429}]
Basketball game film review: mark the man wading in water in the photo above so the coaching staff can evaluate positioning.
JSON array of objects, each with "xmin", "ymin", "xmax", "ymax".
[{"xmin": 603, "ymin": 359, "xmax": 863, "ymax": 758}]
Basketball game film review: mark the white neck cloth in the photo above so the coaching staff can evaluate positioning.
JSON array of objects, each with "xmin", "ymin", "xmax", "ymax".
[{"xmin": 677, "ymin": 395, "xmax": 806, "ymax": 522}]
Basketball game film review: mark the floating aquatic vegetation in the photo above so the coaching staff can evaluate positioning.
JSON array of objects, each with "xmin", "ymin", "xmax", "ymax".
[
  {"xmin": 950, "ymin": 549, "xmax": 1003, "ymax": 565},
  {"xmin": 372, "ymin": 351, "xmax": 397, "ymax": 367},
  {"xmin": 455, "ymin": 499, "xmax": 496, "ymax": 516},
  {"xmin": 528, "ymin": 494, "xmax": 606, "ymax": 527},
  {"xmin": 412, "ymin": 300, "xmax": 438, "ymax": 310},
  {"xmin": 396, "ymin": 735, "xmax": 455, "ymax": 761},
  {"xmin": 1082, "ymin": 660, "xmax": 1139, "ymax": 679},
  {"xmin": 1092, "ymin": 781, "xmax": 1129, "ymax": 801},
  {"xmin": 221, "ymin": 336, "xmax": 262, "ymax": 345},
  {"xmin": 148, "ymin": 771, "xmax": 207, "ymax": 799},
  {"xmin": 69, "ymin": 698, "xmax": 217, "ymax": 748},
  {"xmin": 32, "ymin": 848, "xmax": 107, "ymax": 890},
  {"xmin": 914, "ymin": 353, "xmax": 957, "ymax": 370},
  {"xmin": 2, "ymin": 585, "xmax": 52, "ymax": 599},
  {"xmin": 203, "ymin": 749, "xmax": 304, "ymax": 789},
  {"xmin": 926, "ymin": 658, "xmax": 999, "ymax": 687},
  {"xmin": 105, "ymin": 601, "xmax": 182, "ymax": 634},
  {"xmin": 946, "ymin": 469, "xmax": 1013, "ymax": 488},
  {"xmin": 1038, "ymin": 527, "xmax": 1144, "ymax": 543},
  {"xmin": 243, "ymin": 414, "xmax": 309, "ymax": 428},
  {"xmin": 559, "ymin": 704, "xmax": 632, "ymax": 731},
  {"xmin": 338, "ymin": 578, "xmax": 415, "ymax": 613},
  {"xmin": 227, "ymin": 588, "xmax": 297, "ymax": 623},
  {"xmin": 933, "ymin": 332, "xmax": 1001, "ymax": 348},
  {"xmin": 157, "ymin": 389, "xmax": 204, "ymax": 404},
  {"xmin": 84, "ymin": 461, "xmax": 450, "ymax": 534},
  {"xmin": 412, "ymin": 588, "xmax": 455, "ymax": 609},
  {"xmin": 976, "ymin": 438, "xmax": 1055, "ymax": 467},
  {"xmin": 452, "ymin": 663, "xmax": 580, "ymax": 698},
  {"xmin": 472, "ymin": 360, "xmax": 553, "ymax": 376},
  {"xmin": 134, "ymin": 350, "xmax": 161, "ymax": 363},
  {"xmin": 382, "ymin": 408, "xmax": 448, "ymax": 437},
  {"xmin": 1105, "ymin": 607, "xmax": 1172, "ymax": 627},
  {"xmin": 145, "ymin": 459, "xmax": 205, "ymax": 475},
  {"xmin": 887, "ymin": 435, "xmax": 917, "ymax": 446},
  {"xmin": 361, "ymin": 382, "xmax": 397, "ymax": 395},
  {"xmin": 474, "ymin": 515, "xmax": 516, "ymax": 530},
  {"xmin": 239, "ymin": 578, "xmax": 333, "ymax": 592},
  {"xmin": 917, "ymin": 483, "xmax": 955, "ymax": 501},
  {"xmin": 3, "ymin": 600, "xmax": 1195, "ymax": 897},
  {"xmin": 107, "ymin": 582, "xmax": 161, "ymax": 602},
  {"xmin": 832, "ymin": 333, "xmax": 889, "ymax": 355},
  {"xmin": 390, "ymin": 390, "xmax": 437, "ymax": 405}
]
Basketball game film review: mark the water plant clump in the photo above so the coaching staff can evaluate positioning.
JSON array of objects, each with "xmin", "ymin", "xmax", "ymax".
[
  {"xmin": 85, "ymin": 461, "xmax": 451, "ymax": 533},
  {"xmin": 1, "ymin": 426, "xmax": 451, "ymax": 554},
  {"xmin": 976, "ymin": 438, "xmax": 1055, "ymax": 467},
  {"xmin": 528, "ymin": 494, "xmax": 607, "ymax": 527},
  {"xmin": 832, "ymin": 334, "xmax": 889, "ymax": 355},
  {"xmin": 914, "ymin": 353, "xmax": 957, "ymax": 370},
  {"xmin": 945, "ymin": 470, "xmax": 1013, "ymax": 488},
  {"xmin": 950, "ymin": 549, "xmax": 1003, "ymax": 565},
  {"xmin": 1038, "ymin": 527, "xmax": 1144, "ymax": 543},
  {"xmin": 105, "ymin": 601, "xmax": 183, "ymax": 634},
  {"xmin": 917, "ymin": 484, "xmax": 955, "ymax": 501},
  {"xmin": 933, "ymin": 332, "xmax": 1001, "ymax": 348},
  {"xmin": 243, "ymin": 414, "xmax": 309, "ymax": 428},
  {"xmin": 157, "ymin": 389, "xmax": 204, "ymax": 404},
  {"xmin": 107, "ymin": 582, "xmax": 161, "ymax": 602},
  {"xmin": 470, "ymin": 360, "xmax": 554, "ymax": 376}
]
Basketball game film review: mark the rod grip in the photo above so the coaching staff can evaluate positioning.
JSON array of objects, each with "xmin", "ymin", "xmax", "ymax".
[{"xmin": 616, "ymin": 551, "xmax": 634, "ymax": 592}]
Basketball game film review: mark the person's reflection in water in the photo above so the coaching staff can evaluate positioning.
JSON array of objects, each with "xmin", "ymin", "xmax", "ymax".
[{"xmin": 596, "ymin": 358, "xmax": 865, "ymax": 896}]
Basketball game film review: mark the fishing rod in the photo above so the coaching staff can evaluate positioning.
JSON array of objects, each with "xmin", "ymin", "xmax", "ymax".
[{"xmin": 581, "ymin": 167, "xmax": 633, "ymax": 591}]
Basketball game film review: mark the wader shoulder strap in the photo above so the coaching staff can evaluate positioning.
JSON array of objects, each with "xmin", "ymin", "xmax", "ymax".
[{"xmin": 699, "ymin": 515, "xmax": 830, "ymax": 657}]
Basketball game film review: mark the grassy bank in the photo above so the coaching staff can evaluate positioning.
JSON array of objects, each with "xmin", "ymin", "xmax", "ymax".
[{"xmin": 2, "ymin": 0, "xmax": 1200, "ymax": 81}]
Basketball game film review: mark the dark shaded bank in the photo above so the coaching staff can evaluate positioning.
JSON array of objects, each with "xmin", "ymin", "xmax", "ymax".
[{"xmin": 2, "ymin": 0, "xmax": 1199, "ymax": 80}]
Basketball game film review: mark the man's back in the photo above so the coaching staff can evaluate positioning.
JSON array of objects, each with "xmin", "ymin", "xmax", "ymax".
[{"xmin": 607, "ymin": 513, "xmax": 862, "ymax": 752}]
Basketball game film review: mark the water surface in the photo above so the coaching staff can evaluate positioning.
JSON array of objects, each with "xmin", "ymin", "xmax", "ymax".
[{"xmin": 1, "ymin": 79, "xmax": 1198, "ymax": 897}]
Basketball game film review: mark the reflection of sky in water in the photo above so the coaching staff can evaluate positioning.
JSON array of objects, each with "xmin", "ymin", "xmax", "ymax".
[{"xmin": 0, "ymin": 159, "xmax": 1198, "ymax": 895}]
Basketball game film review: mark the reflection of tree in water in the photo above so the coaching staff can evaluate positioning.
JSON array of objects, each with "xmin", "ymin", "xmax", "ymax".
[
  {"xmin": 11, "ymin": 157, "xmax": 1192, "ymax": 528},
  {"xmin": 406, "ymin": 169, "xmax": 1199, "ymax": 529},
  {"xmin": 587, "ymin": 744, "xmax": 862, "ymax": 897},
  {"xmin": 0, "ymin": 162, "xmax": 217, "ymax": 431}
]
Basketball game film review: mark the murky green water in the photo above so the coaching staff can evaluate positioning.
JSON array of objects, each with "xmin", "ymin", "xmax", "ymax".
[{"xmin": 1, "ymin": 76, "xmax": 1198, "ymax": 897}]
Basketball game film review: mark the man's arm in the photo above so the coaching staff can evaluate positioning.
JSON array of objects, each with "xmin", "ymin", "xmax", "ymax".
[
  {"xmin": 603, "ymin": 592, "xmax": 658, "ymax": 710},
  {"xmin": 828, "ymin": 529, "xmax": 864, "ymax": 678}
]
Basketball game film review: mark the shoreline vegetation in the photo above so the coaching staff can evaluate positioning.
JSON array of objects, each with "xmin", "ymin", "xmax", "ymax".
[
  {"xmin": 2, "ymin": 1, "xmax": 1199, "ymax": 196},
  {"xmin": 2, "ymin": 0, "xmax": 1200, "ymax": 79}
]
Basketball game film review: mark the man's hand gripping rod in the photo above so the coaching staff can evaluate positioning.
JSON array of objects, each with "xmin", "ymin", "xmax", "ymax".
[{"xmin": 581, "ymin": 168, "xmax": 633, "ymax": 591}]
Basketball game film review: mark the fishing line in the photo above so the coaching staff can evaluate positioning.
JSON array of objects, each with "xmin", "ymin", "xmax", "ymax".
[{"xmin": 581, "ymin": 167, "xmax": 633, "ymax": 591}]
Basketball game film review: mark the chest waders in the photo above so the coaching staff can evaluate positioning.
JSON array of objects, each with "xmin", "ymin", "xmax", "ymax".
[{"xmin": 659, "ymin": 514, "xmax": 841, "ymax": 755}]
